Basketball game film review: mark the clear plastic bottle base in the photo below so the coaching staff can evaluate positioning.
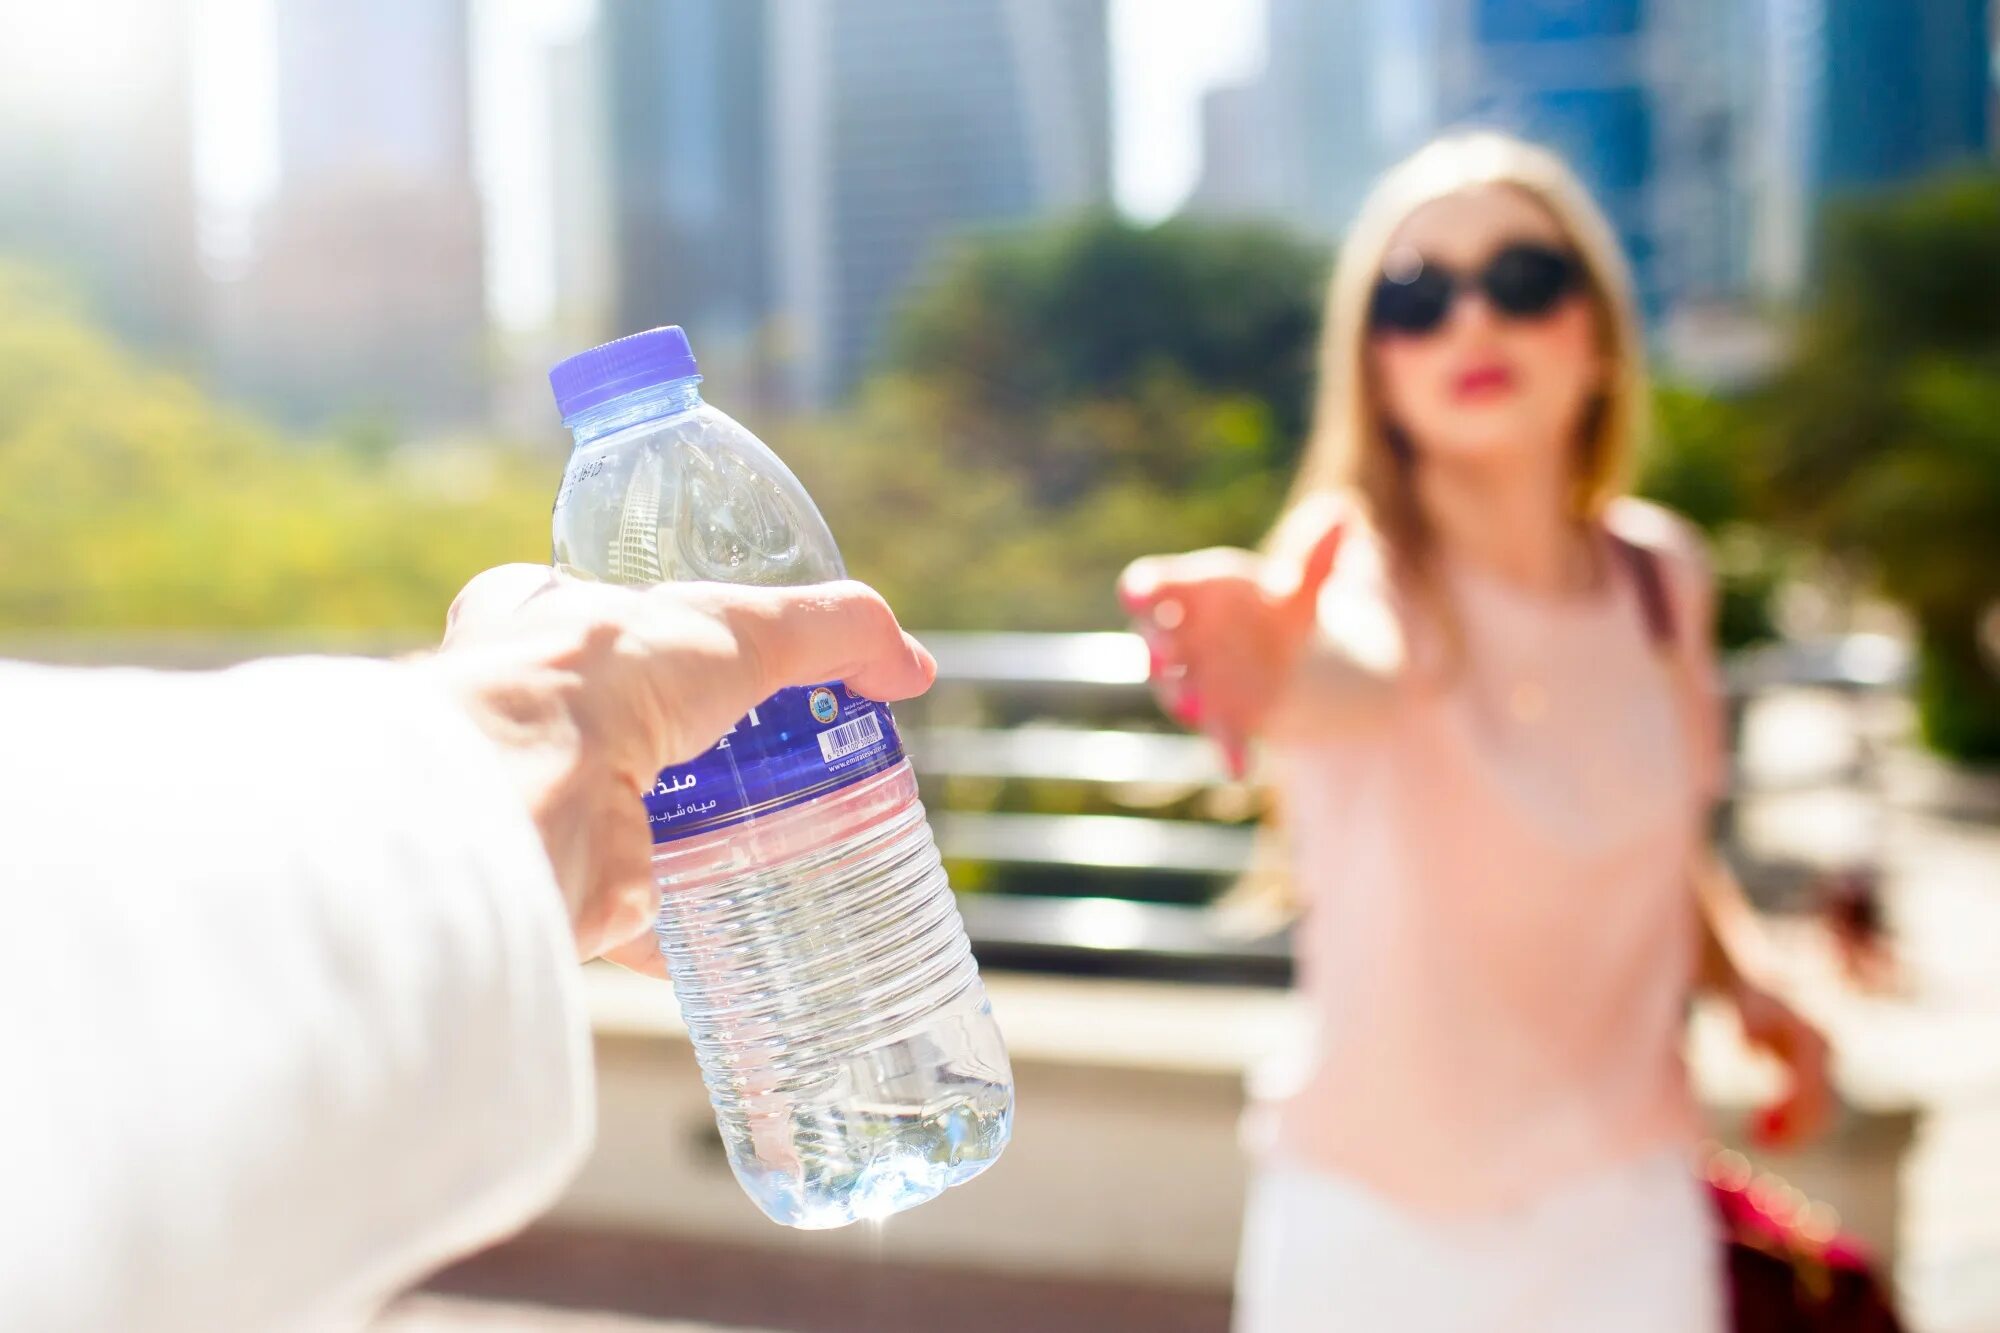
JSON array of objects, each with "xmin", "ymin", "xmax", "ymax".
[
  {"xmin": 731, "ymin": 1012, "xmax": 1013, "ymax": 1229},
  {"xmin": 652, "ymin": 764, "xmax": 1014, "ymax": 1229}
]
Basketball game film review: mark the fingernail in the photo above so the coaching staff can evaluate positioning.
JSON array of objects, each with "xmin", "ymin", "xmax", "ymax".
[{"xmin": 1222, "ymin": 739, "xmax": 1248, "ymax": 779}]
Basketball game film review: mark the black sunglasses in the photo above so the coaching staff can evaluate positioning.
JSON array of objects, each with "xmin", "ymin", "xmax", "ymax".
[{"xmin": 1369, "ymin": 242, "xmax": 1582, "ymax": 336}]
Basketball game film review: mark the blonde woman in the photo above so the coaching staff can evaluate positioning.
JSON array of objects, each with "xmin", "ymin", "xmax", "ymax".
[{"xmin": 1121, "ymin": 134, "xmax": 1833, "ymax": 1331}]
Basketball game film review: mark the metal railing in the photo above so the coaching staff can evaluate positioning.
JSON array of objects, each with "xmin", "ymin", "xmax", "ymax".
[
  {"xmin": 1, "ymin": 627, "xmax": 1913, "ymax": 985},
  {"xmin": 912, "ymin": 630, "xmax": 1912, "ymax": 986}
]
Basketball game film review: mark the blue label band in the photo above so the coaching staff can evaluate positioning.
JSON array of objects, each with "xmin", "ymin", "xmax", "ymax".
[{"xmin": 643, "ymin": 682, "xmax": 905, "ymax": 843}]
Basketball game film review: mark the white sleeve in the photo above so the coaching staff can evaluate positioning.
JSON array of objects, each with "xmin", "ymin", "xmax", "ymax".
[{"xmin": 0, "ymin": 657, "xmax": 594, "ymax": 1333}]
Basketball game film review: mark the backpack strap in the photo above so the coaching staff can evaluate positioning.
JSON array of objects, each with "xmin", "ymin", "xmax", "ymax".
[{"xmin": 1608, "ymin": 531, "xmax": 1676, "ymax": 653}]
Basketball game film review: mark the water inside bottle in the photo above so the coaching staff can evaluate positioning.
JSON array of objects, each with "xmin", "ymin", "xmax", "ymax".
[{"xmin": 653, "ymin": 765, "xmax": 1013, "ymax": 1228}]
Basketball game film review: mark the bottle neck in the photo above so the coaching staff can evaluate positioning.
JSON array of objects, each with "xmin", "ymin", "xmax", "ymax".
[{"xmin": 564, "ymin": 375, "xmax": 705, "ymax": 447}]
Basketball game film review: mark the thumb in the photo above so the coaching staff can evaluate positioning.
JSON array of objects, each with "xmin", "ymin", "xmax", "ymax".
[
  {"xmin": 1291, "ymin": 514, "xmax": 1346, "ymax": 609},
  {"xmin": 689, "ymin": 581, "xmax": 938, "ymax": 704},
  {"xmin": 1262, "ymin": 501, "xmax": 1347, "ymax": 615}
]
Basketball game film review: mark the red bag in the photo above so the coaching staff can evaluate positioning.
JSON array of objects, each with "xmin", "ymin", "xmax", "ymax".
[{"xmin": 1709, "ymin": 1165, "xmax": 1903, "ymax": 1332}]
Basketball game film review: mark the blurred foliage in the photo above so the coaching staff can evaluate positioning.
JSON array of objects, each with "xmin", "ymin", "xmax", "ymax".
[
  {"xmin": 890, "ymin": 212, "xmax": 1327, "ymax": 460},
  {"xmin": 787, "ymin": 215, "xmax": 1329, "ymax": 629},
  {"xmin": 1639, "ymin": 386, "xmax": 1785, "ymax": 650},
  {"xmin": 14, "ymin": 181, "xmax": 1997, "ymax": 764},
  {"xmin": 1760, "ymin": 173, "xmax": 2000, "ymax": 759},
  {"xmin": 0, "ymin": 263, "xmax": 552, "ymax": 635},
  {"xmin": 1643, "ymin": 386, "xmax": 1758, "ymax": 533},
  {"xmin": 786, "ymin": 372, "xmax": 1288, "ymax": 630}
]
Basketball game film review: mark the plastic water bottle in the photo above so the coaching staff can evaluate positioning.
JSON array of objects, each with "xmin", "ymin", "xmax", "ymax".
[{"xmin": 547, "ymin": 327, "xmax": 1012, "ymax": 1228}]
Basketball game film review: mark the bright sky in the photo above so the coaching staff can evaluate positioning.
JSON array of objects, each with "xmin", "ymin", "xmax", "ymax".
[
  {"xmin": 1110, "ymin": 0, "xmax": 1267, "ymax": 221},
  {"xmin": 188, "ymin": 0, "xmax": 1267, "ymax": 329}
]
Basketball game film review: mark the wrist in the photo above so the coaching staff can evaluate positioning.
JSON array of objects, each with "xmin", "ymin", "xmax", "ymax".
[{"xmin": 410, "ymin": 654, "xmax": 595, "ymax": 932}]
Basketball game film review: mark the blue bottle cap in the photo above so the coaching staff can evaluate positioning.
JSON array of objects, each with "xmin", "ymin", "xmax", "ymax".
[{"xmin": 549, "ymin": 326, "xmax": 700, "ymax": 422}]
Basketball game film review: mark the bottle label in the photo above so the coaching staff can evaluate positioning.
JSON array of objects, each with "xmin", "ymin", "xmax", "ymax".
[{"xmin": 643, "ymin": 682, "xmax": 906, "ymax": 843}]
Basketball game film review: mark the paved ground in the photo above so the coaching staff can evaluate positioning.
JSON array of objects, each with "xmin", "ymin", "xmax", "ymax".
[
  {"xmin": 1877, "ymin": 800, "xmax": 2000, "ymax": 1333},
  {"xmin": 389, "ymin": 1229, "xmax": 1232, "ymax": 1333},
  {"xmin": 1738, "ymin": 691, "xmax": 2000, "ymax": 1333}
]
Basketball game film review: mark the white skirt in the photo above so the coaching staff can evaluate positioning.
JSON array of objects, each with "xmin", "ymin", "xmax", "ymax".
[{"xmin": 1234, "ymin": 1149, "xmax": 1725, "ymax": 1333}]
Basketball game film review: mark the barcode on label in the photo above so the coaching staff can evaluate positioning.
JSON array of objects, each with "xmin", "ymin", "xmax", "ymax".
[{"xmin": 817, "ymin": 712, "xmax": 885, "ymax": 764}]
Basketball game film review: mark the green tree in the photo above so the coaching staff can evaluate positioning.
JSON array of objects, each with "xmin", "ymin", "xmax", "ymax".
[
  {"xmin": 0, "ymin": 263, "xmax": 554, "ymax": 636},
  {"xmin": 887, "ymin": 213, "xmax": 1327, "ymax": 500},
  {"xmin": 1639, "ymin": 385, "xmax": 1785, "ymax": 650},
  {"xmin": 774, "ymin": 216, "xmax": 1328, "ymax": 630},
  {"xmin": 1761, "ymin": 173, "xmax": 2000, "ymax": 759},
  {"xmin": 782, "ymin": 373, "xmax": 1285, "ymax": 630}
]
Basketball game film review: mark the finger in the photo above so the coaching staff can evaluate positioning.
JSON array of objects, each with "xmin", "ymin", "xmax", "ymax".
[
  {"xmin": 446, "ymin": 563, "xmax": 558, "ymax": 638},
  {"xmin": 1790, "ymin": 1041, "xmax": 1835, "ymax": 1139},
  {"xmin": 1291, "ymin": 513, "xmax": 1347, "ymax": 607},
  {"xmin": 707, "ymin": 582, "xmax": 937, "ymax": 703},
  {"xmin": 1217, "ymin": 732, "xmax": 1249, "ymax": 781},
  {"xmin": 1263, "ymin": 506, "xmax": 1347, "ymax": 615},
  {"xmin": 1752, "ymin": 1025, "xmax": 1833, "ymax": 1148},
  {"xmin": 883, "ymin": 631, "xmax": 941, "ymax": 701},
  {"xmin": 1786, "ymin": 1088, "xmax": 1832, "ymax": 1145},
  {"xmin": 601, "ymin": 932, "xmax": 670, "ymax": 980},
  {"xmin": 1146, "ymin": 631, "xmax": 1195, "ymax": 717},
  {"xmin": 1121, "ymin": 550, "xmax": 1262, "ymax": 615},
  {"xmin": 1119, "ymin": 557, "xmax": 1169, "ymax": 612},
  {"xmin": 1758, "ymin": 1086, "xmax": 1827, "ymax": 1150},
  {"xmin": 1139, "ymin": 621, "xmax": 1187, "ymax": 676}
]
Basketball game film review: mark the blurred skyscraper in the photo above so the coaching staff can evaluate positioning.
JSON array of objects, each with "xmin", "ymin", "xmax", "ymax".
[
  {"xmin": 0, "ymin": 0, "xmax": 200, "ymax": 349},
  {"xmin": 546, "ymin": 24, "xmax": 614, "ymax": 345},
  {"xmin": 1654, "ymin": 0, "xmax": 1765, "ymax": 305},
  {"xmin": 1187, "ymin": 1, "xmax": 1384, "ymax": 239},
  {"xmin": 770, "ymin": 0, "xmax": 1112, "ymax": 405},
  {"xmin": 1431, "ymin": 0, "xmax": 1682, "ymax": 316},
  {"xmin": 1183, "ymin": 82, "xmax": 1278, "ymax": 221},
  {"xmin": 1190, "ymin": 0, "xmax": 1787, "ymax": 319},
  {"xmin": 1196, "ymin": 0, "xmax": 1994, "ymax": 321},
  {"xmin": 1755, "ymin": 0, "xmax": 1993, "ymax": 296},
  {"xmin": 1813, "ymin": 0, "xmax": 1992, "ymax": 193},
  {"xmin": 221, "ymin": 0, "xmax": 487, "ymax": 427},
  {"xmin": 599, "ymin": 0, "xmax": 773, "ymax": 366},
  {"xmin": 1260, "ymin": 0, "xmax": 1386, "ymax": 238}
]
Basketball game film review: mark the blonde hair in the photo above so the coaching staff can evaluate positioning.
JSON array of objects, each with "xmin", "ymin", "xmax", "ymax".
[{"xmin": 1278, "ymin": 131, "xmax": 1649, "ymax": 578}]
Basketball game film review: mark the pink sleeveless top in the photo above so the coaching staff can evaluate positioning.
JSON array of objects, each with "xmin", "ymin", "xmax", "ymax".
[{"xmin": 1265, "ymin": 498, "xmax": 1723, "ymax": 1212}]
